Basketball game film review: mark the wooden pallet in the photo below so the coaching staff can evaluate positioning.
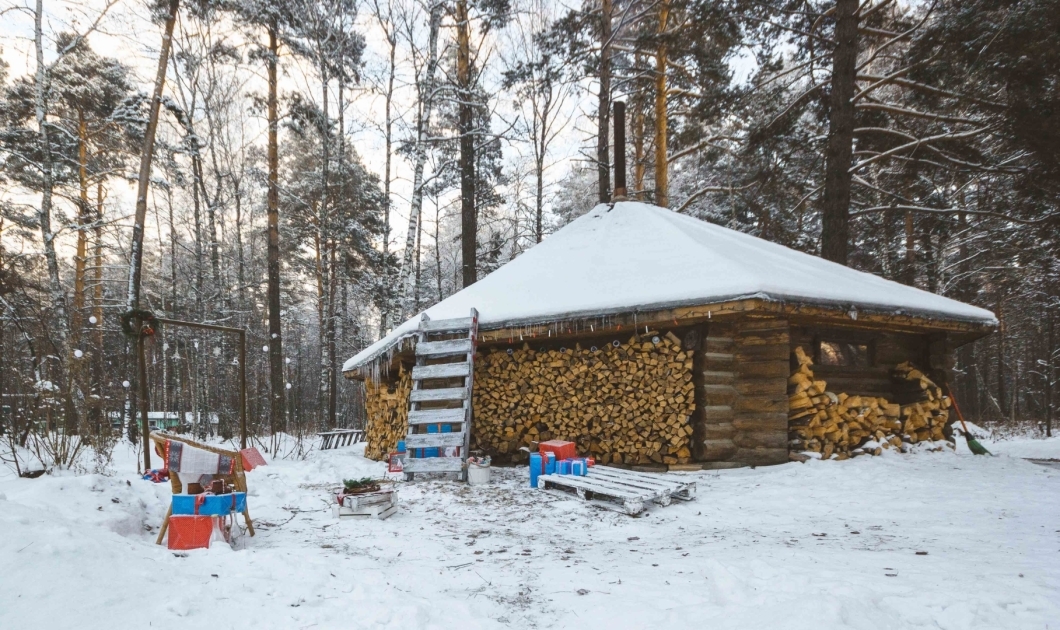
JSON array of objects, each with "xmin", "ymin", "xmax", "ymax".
[{"xmin": 538, "ymin": 465, "xmax": 696, "ymax": 515}]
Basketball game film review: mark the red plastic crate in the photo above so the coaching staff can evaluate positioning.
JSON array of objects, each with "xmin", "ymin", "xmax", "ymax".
[
  {"xmin": 168, "ymin": 515, "xmax": 214, "ymax": 550},
  {"xmin": 538, "ymin": 440, "xmax": 577, "ymax": 461}
]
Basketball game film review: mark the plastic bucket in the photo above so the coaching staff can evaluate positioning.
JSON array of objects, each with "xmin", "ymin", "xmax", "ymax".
[
  {"xmin": 467, "ymin": 463, "xmax": 491, "ymax": 485},
  {"xmin": 529, "ymin": 454, "xmax": 542, "ymax": 488}
]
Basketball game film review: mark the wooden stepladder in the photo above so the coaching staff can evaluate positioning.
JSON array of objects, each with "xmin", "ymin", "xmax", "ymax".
[{"xmin": 404, "ymin": 308, "xmax": 478, "ymax": 481}]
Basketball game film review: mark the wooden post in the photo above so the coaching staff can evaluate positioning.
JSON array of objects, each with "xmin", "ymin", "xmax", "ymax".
[
  {"xmin": 239, "ymin": 329, "xmax": 247, "ymax": 449},
  {"xmin": 138, "ymin": 322, "xmax": 151, "ymax": 472}
]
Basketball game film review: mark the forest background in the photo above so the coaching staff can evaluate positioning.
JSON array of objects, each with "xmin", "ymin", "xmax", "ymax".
[{"xmin": 0, "ymin": 0, "xmax": 1056, "ymax": 468}]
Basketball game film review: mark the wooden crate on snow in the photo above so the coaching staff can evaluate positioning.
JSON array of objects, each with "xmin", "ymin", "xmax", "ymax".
[{"xmin": 332, "ymin": 488, "xmax": 398, "ymax": 520}]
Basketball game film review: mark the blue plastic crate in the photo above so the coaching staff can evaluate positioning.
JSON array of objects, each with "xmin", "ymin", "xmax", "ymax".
[{"xmin": 172, "ymin": 492, "xmax": 247, "ymax": 516}]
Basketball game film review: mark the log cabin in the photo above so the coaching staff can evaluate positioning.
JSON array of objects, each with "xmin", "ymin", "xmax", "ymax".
[{"xmin": 343, "ymin": 201, "xmax": 996, "ymax": 470}]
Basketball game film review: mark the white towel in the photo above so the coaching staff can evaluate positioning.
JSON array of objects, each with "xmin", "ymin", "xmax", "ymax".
[{"xmin": 177, "ymin": 444, "xmax": 221, "ymax": 476}]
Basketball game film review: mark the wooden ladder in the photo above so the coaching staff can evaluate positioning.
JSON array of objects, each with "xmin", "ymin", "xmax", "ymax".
[{"xmin": 404, "ymin": 308, "xmax": 478, "ymax": 481}]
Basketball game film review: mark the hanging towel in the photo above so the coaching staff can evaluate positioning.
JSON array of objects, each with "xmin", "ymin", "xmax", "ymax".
[{"xmin": 166, "ymin": 440, "xmax": 235, "ymax": 478}]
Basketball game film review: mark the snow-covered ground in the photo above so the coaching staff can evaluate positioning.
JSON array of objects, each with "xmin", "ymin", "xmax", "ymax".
[{"xmin": 2, "ymin": 437, "xmax": 1058, "ymax": 629}]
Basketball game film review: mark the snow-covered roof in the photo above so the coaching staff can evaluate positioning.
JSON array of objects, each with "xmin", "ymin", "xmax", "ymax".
[{"xmin": 345, "ymin": 201, "xmax": 996, "ymax": 373}]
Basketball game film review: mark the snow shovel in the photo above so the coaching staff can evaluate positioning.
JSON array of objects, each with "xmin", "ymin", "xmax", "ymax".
[{"xmin": 945, "ymin": 385, "xmax": 991, "ymax": 456}]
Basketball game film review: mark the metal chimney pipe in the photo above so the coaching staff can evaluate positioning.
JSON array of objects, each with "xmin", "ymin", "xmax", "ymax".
[{"xmin": 612, "ymin": 101, "xmax": 627, "ymax": 200}]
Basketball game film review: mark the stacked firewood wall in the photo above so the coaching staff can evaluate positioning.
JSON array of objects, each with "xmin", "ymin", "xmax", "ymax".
[
  {"xmin": 363, "ymin": 367, "xmax": 411, "ymax": 460},
  {"xmin": 472, "ymin": 332, "xmax": 696, "ymax": 465},
  {"xmin": 788, "ymin": 347, "xmax": 953, "ymax": 459}
]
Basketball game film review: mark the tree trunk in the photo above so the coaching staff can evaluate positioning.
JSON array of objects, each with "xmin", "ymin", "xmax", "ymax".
[
  {"xmin": 234, "ymin": 182, "xmax": 246, "ymax": 306},
  {"xmin": 434, "ymin": 196, "xmax": 443, "ymax": 302},
  {"xmin": 379, "ymin": 24, "xmax": 397, "ymax": 336},
  {"xmin": 632, "ymin": 64, "xmax": 646, "ymax": 197},
  {"xmin": 167, "ymin": 188, "xmax": 177, "ymax": 307},
  {"xmin": 198, "ymin": 153, "xmax": 221, "ymax": 299},
  {"xmin": 0, "ymin": 226, "xmax": 6, "ymax": 437},
  {"xmin": 653, "ymin": 0, "xmax": 669, "ymax": 207},
  {"xmin": 318, "ymin": 59, "xmax": 331, "ymax": 428},
  {"xmin": 93, "ymin": 182, "xmax": 105, "ymax": 414},
  {"xmin": 73, "ymin": 111, "xmax": 90, "ymax": 350},
  {"xmin": 313, "ymin": 216, "xmax": 327, "ymax": 428},
  {"xmin": 597, "ymin": 0, "xmax": 612, "ymax": 203},
  {"xmin": 327, "ymin": 245, "xmax": 338, "ymax": 429},
  {"xmin": 74, "ymin": 112, "xmax": 100, "ymax": 432},
  {"xmin": 997, "ymin": 298, "xmax": 1007, "ymax": 417},
  {"xmin": 820, "ymin": 0, "xmax": 857, "ymax": 265},
  {"xmin": 456, "ymin": 0, "xmax": 477, "ymax": 288},
  {"xmin": 415, "ymin": 204, "xmax": 423, "ymax": 310},
  {"xmin": 1047, "ymin": 310, "xmax": 1055, "ymax": 437},
  {"xmin": 266, "ymin": 22, "xmax": 286, "ymax": 434},
  {"xmin": 126, "ymin": 0, "xmax": 178, "ymax": 305},
  {"xmin": 190, "ymin": 146, "xmax": 205, "ymax": 314},
  {"xmin": 532, "ymin": 69, "xmax": 553, "ymax": 243},
  {"xmin": 33, "ymin": 0, "xmax": 82, "ymax": 439},
  {"xmin": 921, "ymin": 218, "xmax": 938, "ymax": 293},
  {"xmin": 126, "ymin": 9, "xmax": 181, "ymax": 452},
  {"xmin": 903, "ymin": 209, "xmax": 915, "ymax": 285},
  {"xmin": 400, "ymin": 3, "xmax": 443, "ymax": 314},
  {"xmin": 535, "ymin": 105, "xmax": 547, "ymax": 242}
]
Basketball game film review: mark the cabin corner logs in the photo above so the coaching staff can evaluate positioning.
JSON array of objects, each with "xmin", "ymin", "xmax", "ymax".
[{"xmin": 361, "ymin": 316, "xmax": 958, "ymax": 467}]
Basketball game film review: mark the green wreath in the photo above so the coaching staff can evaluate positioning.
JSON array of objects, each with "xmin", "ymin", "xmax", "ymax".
[{"xmin": 121, "ymin": 309, "xmax": 157, "ymax": 338}]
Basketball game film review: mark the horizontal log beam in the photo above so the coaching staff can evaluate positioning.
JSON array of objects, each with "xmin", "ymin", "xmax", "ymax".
[{"xmin": 732, "ymin": 447, "xmax": 789, "ymax": 465}]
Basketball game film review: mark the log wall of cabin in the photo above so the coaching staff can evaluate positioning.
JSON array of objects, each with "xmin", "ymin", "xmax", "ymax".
[{"xmin": 359, "ymin": 318, "xmax": 961, "ymax": 467}]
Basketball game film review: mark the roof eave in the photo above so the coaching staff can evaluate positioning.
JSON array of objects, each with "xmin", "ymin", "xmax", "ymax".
[{"xmin": 342, "ymin": 293, "xmax": 995, "ymax": 379}]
